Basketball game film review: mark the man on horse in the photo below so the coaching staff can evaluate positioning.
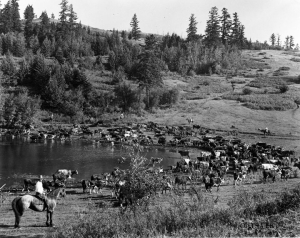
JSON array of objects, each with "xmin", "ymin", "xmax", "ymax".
[{"xmin": 35, "ymin": 175, "xmax": 48, "ymax": 209}]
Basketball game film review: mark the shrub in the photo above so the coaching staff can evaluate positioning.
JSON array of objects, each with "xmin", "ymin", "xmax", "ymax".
[
  {"xmin": 242, "ymin": 87, "xmax": 252, "ymax": 95},
  {"xmin": 279, "ymin": 84, "xmax": 289, "ymax": 93}
]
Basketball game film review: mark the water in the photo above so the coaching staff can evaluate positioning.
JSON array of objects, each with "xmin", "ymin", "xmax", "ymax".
[{"xmin": 0, "ymin": 137, "xmax": 183, "ymax": 187}]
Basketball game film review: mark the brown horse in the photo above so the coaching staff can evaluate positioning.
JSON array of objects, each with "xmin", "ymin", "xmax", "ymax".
[{"xmin": 11, "ymin": 188, "xmax": 66, "ymax": 228}]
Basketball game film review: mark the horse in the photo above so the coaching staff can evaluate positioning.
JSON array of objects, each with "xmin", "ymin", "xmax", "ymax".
[{"xmin": 12, "ymin": 188, "xmax": 66, "ymax": 228}]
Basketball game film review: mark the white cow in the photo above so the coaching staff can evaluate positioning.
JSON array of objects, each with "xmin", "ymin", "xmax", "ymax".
[{"xmin": 261, "ymin": 164, "xmax": 278, "ymax": 171}]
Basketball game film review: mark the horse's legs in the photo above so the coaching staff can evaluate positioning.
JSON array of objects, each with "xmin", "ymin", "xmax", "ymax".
[
  {"xmin": 46, "ymin": 212, "xmax": 50, "ymax": 226},
  {"xmin": 46, "ymin": 212, "xmax": 54, "ymax": 227}
]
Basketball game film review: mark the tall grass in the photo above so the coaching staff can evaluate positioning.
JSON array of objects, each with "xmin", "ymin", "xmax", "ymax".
[
  {"xmin": 222, "ymin": 92, "xmax": 296, "ymax": 110},
  {"xmin": 48, "ymin": 185, "xmax": 300, "ymax": 237}
]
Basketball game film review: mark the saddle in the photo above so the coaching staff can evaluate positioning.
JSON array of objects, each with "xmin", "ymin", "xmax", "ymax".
[{"xmin": 34, "ymin": 193, "xmax": 48, "ymax": 208}]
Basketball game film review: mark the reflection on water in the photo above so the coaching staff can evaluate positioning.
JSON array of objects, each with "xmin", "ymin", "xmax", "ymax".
[{"xmin": 0, "ymin": 137, "xmax": 182, "ymax": 186}]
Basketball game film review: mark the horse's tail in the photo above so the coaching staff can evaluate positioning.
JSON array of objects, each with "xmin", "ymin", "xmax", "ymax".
[{"xmin": 12, "ymin": 197, "xmax": 22, "ymax": 227}]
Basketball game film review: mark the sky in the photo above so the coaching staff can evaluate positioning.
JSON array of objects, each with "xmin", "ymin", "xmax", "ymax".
[{"xmin": 17, "ymin": 0, "xmax": 300, "ymax": 45}]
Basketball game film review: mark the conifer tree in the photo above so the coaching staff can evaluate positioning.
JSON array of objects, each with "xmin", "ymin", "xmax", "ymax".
[
  {"xmin": 11, "ymin": 0, "xmax": 21, "ymax": 32},
  {"xmin": 130, "ymin": 13, "xmax": 141, "ymax": 40},
  {"xmin": 270, "ymin": 33, "xmax": 276, "ymax": 46},
  {"xmin": 230, "ymin": 12, "xmax": 240, "ymax": 46},
  {"xmin": 68, "ymin": 4, "xmax": 77, "ymax": 29},
  {"xmin": 59, "ymin": 0, "xmax": 69, "ymax": 30},
  {"xmin": 204, "ymin": 6, "xmax": 221, "ymax": 47},
  {"xmin": 277, "ymin": 34, "xmax": 281, "ymax": 47},
  {"xmin": 145, "ymin": 34, "xmax": 157, "ymax": 51},
  {"xmin": 285, "ymin": 36, "xmax": 290, "ymax": 49},
  {"xmin": 238, "ymin": 24, "xmax": 245, "ymax": 48},
  {"xmin": 41, "ymin": 37, "xmax": 52, "ymax": 57},
  {"xmin": 24, "ymin": 5, "xmax": 35, "ymax": 45},
  {"xmin": 0, "ymin": 1, "xmax": 13, "ymax": 33},
  {"xmin": 289, "ymin": 36, "xmax": 294, "ymax": 49},
  {"xmin": 219, "ymin": 8, "xmax": 231, "ymax": 45},
  {"xmin": 186, "ymin": 14, "xmax": 198, "ymax": 42},
  {"xmin": 13, "ymin": 33, "xmax": 25, "ymax": 57}
]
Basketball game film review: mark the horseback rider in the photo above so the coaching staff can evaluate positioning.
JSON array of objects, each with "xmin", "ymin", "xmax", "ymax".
[{"xmin": 35, "ymin": 175, "xmax": 48, "ymax": 209}]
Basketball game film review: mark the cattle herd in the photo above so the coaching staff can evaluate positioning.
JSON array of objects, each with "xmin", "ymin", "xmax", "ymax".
[{"xmin": 4, "ymin": 120, "xmax": 299, "ymax": 206}]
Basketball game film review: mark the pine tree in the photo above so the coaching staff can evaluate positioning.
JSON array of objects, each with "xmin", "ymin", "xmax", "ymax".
[
  {"xmin": 59, "ymin": 0, "xmax": 69, "ymax": 29},
  {"xmin": 219, "ymin": 8, "xmax": 231, "ymax": 45},
  {"xmin": 238, "ymin": 25, "xmax": 245, "ymax": 48},
  {"xmin": 135, "ymin": 51, "xmax": 162, "ymax": 110},
  {"xmin": 41, "ymin": 37, "xmax": 52, "ymax": 57},
  {"xmin": 11, "ymin": 0, "xmax": 21, "ymax": 32},
  {"xmin": 13, "ymin": 33, "xmax": 25, "ymax": 57},
  {"xmin": 276, "ymin": 34, "xmax": 281, "ymax": 47},
  {"xmin": 204, "ymin": 6, "xmax": 221, "ymax": 47},
  {"xmin": 289, "ymin": 36, "xmax": 295, "ymax": 49},
  {"xmin": 186, "ymin": 14, "xmax": 198, "ymax": 42},
  {"xmin": 68, "ymin": 4, "xmax": 77, "ymax": 29},
  {"xmin": 270, "ymin": 33, "xmax": 276, "ymax": 46},
  {"xmin": 24, "ymin": 5, "xmax": 35, "ymax": 45},
  {"xmin": 51, "ymin": 13, "xmax": 55, "ymax": 19},
  {"xmin": 285, "ymin": 36, "xmax": 290, "ymax": 49},
  {"xmin": 130, "ymin": 14, "xmax": 141, "ymax": 40},
  {"xmin": 0, "ymin": 1, "xmax": 13, "ymax": 33},
  {"xmin": 230, "ymin": 12, "xmax": 240, "ymax": 46},
  {"xmin": 145, "ymin": 34, "xmax": 157, "ymax": 51}
]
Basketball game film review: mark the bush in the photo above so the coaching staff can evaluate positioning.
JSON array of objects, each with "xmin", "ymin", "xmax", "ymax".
[
  {"xmin": 279, "ymin": 84, "xmax": 289, "ymax": 93},
  {"xmin": 242, "ymin": 87, "xmax": 252, "ymax": 95}
]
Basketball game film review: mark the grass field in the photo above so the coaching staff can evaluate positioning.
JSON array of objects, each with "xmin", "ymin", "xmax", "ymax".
[{"xmin": 1, "ymin": 49, "xmax": 300, "ymax": 237}]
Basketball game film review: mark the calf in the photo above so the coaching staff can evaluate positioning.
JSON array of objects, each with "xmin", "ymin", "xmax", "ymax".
[{"xmin": 281, "ymin": 168, "xmax": 291, "ymax": 181}]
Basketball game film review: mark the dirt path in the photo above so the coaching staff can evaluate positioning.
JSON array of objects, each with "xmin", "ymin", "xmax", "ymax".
[{"xmin": 1, "ymin": 177, "xmax": 300, "ymax": 237}]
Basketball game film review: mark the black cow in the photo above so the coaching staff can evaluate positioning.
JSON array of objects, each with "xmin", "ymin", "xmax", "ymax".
[
  {"xmin": 262, "ymin": 169, "xmax": 278, "ymax": 183},
  {"xmin": 281, "ymin": 168, "xmax": 291, "ymax": 181},
  {"xmin": 174, "ymin": 176, "xmax": 191, "ymax": 190},
  {"xmin": 178, "ymin": 150, "xmax": 190, "ymax": 158},
  {"xmin": 203, "ymin": 175, "xmax": 224, "ymax": 192}
]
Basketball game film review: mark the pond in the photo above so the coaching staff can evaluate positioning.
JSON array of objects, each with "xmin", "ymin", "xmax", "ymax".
[{"xmin": 0, "ymin": 137, "xmax": 184, "ymax": 187}]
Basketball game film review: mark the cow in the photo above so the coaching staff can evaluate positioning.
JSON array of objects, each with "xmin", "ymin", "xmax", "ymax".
[
  {"xmin": 203, "ymin": 175, "xmax": 224, "ymax": 192},
  {"xmin": 261, "ymin": 164, "xmax": 278, "ymax": 171},
  {"xmin": 281, "ymin": 168, "xmax": 291, "ymax": 181},
  {"xmin": 174, "ymin": 175, "xmax": 191, "ymax": 190},
  {"xmin": 187, "ymin": 118, "xmax": 193, "ymax": 124},
  {"xmin": 258, "ymin": 128, "xmax": 271, "ymax": 136},
  {"xmin": 54, "ymin": 169, "xmax": 78, "ymax": 179},
  {"xmin": 263, "ymin": 169, "xmax": 279, "ymax": 183},
  {"xmin": 178, "ymin": 150, "xmax": 190, "ymax": 158},
  {"xmin": 22, "ymin": 179, "xmax": 63, "ymax": 193},
  {"xmin": 151, "ymin": 157, "xmax": 163, "ymax": 164}
]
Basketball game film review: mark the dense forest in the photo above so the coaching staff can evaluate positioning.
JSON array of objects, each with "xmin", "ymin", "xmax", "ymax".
[{"xmin": 0, "ymin": 0, "xmax": 297, "ymax": 127}]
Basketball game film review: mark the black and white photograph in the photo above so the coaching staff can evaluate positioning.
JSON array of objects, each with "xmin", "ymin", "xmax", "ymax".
[{"xmin": 0, "ymin": 0, "xmax": 300, "ymax": 237}]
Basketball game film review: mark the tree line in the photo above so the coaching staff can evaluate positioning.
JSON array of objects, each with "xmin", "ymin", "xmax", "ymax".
[{"xmin": 0, "ymin": 1, "xmax": 297, "ymax": 126}]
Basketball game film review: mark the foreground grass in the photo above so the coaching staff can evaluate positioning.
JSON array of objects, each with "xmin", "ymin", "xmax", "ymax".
[{"xmin": 48, "ymin": 185, "xmax": 300, "ymax": 238}]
